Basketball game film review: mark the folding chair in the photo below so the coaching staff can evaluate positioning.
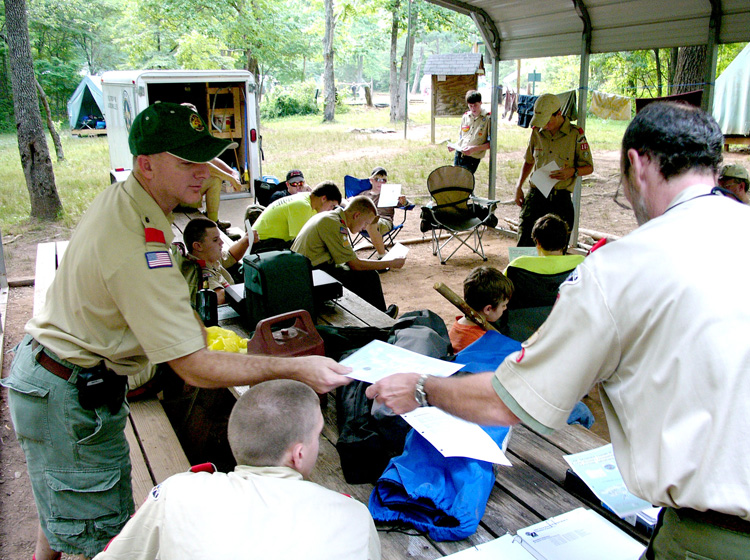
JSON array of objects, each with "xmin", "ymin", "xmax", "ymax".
[
  {"xmin": 422, "ymin": 166, "xmax": 499, "ymax": 264},
  {"xmin": 344, "ymin": 175, "xmax": 413, "ymax": 256}
]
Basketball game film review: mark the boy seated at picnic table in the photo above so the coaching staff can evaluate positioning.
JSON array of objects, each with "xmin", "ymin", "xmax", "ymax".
[
  {"xmin": 357, "ymin": 166, "xmax": 411, "ymax": 258},
  {"xmin": 448, "ymin": 266, "xmax": 514, "ymax": 352},
  {"xmin": 291, "ymin": 195, "xmax": 404, "ymax": 318},
  {"xmin": 94, "ymin": 380, "xmax": 381, "ymax": 560},
  {"xmin": 506, "ymin": 213, "xmax": 584, "ymax": 272},
  {"xmin": 250, "ymin": 180, "xmax": 342, "ymax": 252},
  {"xmin": 182, "ymin": 216, "xmax": 253, "ymax": 305}
]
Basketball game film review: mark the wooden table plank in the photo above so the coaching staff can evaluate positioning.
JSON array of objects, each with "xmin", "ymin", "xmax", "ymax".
[{"xmin": 125, "ymin": 418, "xmax": 155, "ymax": 507}]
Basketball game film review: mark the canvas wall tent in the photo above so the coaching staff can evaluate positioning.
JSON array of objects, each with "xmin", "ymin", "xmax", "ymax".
[
  {"xmin": 421, "ymin": 0, "xmax": 750, "ymax": 244},
  {"xmin": 67, "ymin": 75, "xmax": 105, "ymax": 130},
  {"xmin": 713, "ymin": 42, "xmax": 750, "ymax": 136}
]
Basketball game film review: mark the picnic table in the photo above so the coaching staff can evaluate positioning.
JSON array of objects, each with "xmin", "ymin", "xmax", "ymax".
[{"xmin": 214, "ymin": 288, "xmax": 647, "ymax": 559}]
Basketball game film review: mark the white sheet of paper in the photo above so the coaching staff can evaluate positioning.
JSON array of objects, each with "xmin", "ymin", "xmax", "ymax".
[
  {"xmin": 447, "ymin": 141, "xmax": 462, "ymax": 152},
  {"xmin": 563, "ymin": 444, "xmax": 652, "ymax": 518},
  {"xmin": 377, "ymin": 183, "xmax": 401, "ymax": 207},
  {"xmin": 514, "ymin": 508, "xmax": 645, "ymax": 560},
  {"xmin": 383, "ymin": 242, "xmax": 409, "ymax": 260},
  {"xmin": 340, "ymin": 339, "xmax": 463, "ymax": 384},
  {"xmin": 530, "ymin": 161, "xmax": 561, "ymax": 198},
  {"xmin": 402, "ymin": 407, "xmax": 512, "ymax": 465},
  {"xmin": 441, "ymin": 535, "xmax": 535, "ymax": 559}
]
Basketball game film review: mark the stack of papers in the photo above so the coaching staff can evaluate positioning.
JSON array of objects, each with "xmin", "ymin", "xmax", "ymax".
[
  {"xmin": 340, "ymin": 340, "xmax": 511, "ymax": 465},
  {"xmin": 442, "ymin": 508, "xmax": 645, "ymax": 560}
]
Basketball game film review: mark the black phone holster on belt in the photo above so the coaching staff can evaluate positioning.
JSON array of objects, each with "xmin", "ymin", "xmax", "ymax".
[{"xmin": 76, "ymin": 363, "xmax": 127, "ymax": 414}]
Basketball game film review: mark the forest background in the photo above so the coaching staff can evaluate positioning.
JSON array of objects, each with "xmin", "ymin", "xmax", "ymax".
[{"xmin": 0, "ymin": 0, "xmax": 747, "ymax": 135}]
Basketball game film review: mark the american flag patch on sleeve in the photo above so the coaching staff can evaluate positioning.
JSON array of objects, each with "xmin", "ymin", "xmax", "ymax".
[{"xmin": 145, "ymin": 251, "xmax": 173, "ymax": 269}]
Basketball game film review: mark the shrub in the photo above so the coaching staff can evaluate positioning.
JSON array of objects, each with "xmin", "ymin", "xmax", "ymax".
[{"xmin": 260, "ymin": 82, "xmax": 319, "ymax": 119}]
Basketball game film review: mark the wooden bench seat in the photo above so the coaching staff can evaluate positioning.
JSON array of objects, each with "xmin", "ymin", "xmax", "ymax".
[{"xmin": 34, "ymin": 241, "xmax": 190, "ymax": 505}]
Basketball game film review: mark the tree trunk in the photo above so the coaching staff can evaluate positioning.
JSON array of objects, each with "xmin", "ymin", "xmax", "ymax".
[
  {"xmin": 653, "ymin": 49, "xmax": 662, "ymax": 98},
  {"xmin": 356, "ymin": 55, "xmax": 363, "ymax": 84},
  {"xmin": 388, "ymin": 1, "xmax": 400, "ymax": 123},
  {"xmin": 393, "ymin": 33, "xmax": 414, "ymax": 122},
  {"xmin": 36, "ymin": 79, "xmax": 64, "ymax": 162},
  {"xmin": 411, "ymin": 46, "xmax": 423, "ymax": 95},
  {"xmin": 669, "ymin": 47, "xmax": 679, "ymax": 94},
  {"xmin": 4, "ymin": 0, "xmax": 62, "ymax": 221},
  {"xmin": 672, "ymin": 45, "xmax": 707, "ymax": 95},
  {"xmin": 323, "ymin": 0, "xmax": 336, "ymax": 122},
  {"xmin": 364, "ymin": 85, "xmax": 373, "ymax": 107}
]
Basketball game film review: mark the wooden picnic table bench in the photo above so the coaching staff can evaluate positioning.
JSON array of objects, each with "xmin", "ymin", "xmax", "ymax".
[
  {"xmin": 33, "ymin": 241, "xmax": 191, "ymax": 506},
  {"xmin": 216, "ymin": 287, "xmax": 647, "ymax": 559}
]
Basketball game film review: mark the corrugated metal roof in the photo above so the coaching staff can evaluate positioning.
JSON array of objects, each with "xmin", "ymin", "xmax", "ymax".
[
  {"xmin": 428, "ymin": 0, "xmax": 750, "ymax": 60},
  {"xmin": 422, "ymin": 53, "xmax": 485, "ymax": 75}
]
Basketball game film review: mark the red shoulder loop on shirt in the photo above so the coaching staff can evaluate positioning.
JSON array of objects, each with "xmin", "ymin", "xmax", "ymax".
[
  {"xmin": 189, "ymin": 462, "xmax": 217, "ymax": 474},
  {"xmin": 144, "ymin": 227, "xmax": 166, "ymax": 245}
]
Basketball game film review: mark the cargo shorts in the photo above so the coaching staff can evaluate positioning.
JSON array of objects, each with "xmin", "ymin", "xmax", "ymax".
[{"xmin": 1, "ymin": 336, "xmax": 134, "ymax": 557}]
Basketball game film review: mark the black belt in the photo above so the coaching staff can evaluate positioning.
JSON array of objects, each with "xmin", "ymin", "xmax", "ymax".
[
  {"xmin": 678, "ymin": 508, "xmax": 750, "ymax": 535},
  {"xmin": 32, "ymin": 340, "xmax": 74, "ymax": 381}
]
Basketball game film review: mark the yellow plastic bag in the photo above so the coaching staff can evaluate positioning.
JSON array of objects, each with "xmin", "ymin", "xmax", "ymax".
[{"xmin": 206, "ymin": 326, "xmax": 248, "ymax": 354}]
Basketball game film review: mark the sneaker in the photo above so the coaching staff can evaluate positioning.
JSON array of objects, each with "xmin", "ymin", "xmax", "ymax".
[{"xmin": 385, "ymin": 304, "xmax": 399, "ymax": 319}]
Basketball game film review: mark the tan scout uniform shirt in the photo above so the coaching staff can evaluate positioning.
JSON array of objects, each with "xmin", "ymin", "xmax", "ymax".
[
  {"xmin": 524, "ymin": 118, "xmax": 593, "ymax": 192},
  {"xmin": 27, "ymin": 174, "xmax": 204, "ymax": 376},
  {"xmin": 291, "ymin": 207, "xmax": 356, "ymax": 267},
  {"xmin": 456, "ymin": 109, "xmax": 491, "ymax": 159},
  {"xmin": 492, "ymin": 185, "xmax": 750, "ymax": 519},
  {"xmin": 93, "ymin": 465, "xmax": 381, "ymax": 560}
]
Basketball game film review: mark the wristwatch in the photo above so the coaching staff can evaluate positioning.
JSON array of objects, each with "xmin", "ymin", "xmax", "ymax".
[{"xmin": 414, "ymin": 374, "xmax": 429, "ymax": 407}]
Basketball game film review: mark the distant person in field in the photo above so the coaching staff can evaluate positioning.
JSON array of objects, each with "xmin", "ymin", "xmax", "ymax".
[{"xmin": 448, "ymin": 90, "xmax": 491, "ymax": 174}]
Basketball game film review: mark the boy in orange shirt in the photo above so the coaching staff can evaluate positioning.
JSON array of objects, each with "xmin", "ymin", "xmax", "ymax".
[{"xmin": 448, "ymin": 266, "xmax": 514, "ymax": 352}]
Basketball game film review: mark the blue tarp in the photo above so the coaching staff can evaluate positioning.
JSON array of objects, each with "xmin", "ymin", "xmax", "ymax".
[{"xmin": 67, "ymin": 75, "xmax": 105, "ymax": 130}]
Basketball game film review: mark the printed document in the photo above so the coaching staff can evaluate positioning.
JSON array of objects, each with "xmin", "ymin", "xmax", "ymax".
[
  {"xmin": 402, "ymin": 407, "xmax": 512, "ymax": 465},
  {"xmin": 340, "ymin": 339, "xmax": 462, "ymax": 384},
  {"xmin": 383, "ymin": 242, "xmax": 409, "ymax": 260},
  {"xmin": 564, "ymin": 444, "xmax": 652, "ymax": 517},
  {"xmin": 529, "ymin": 161, "xmax": 560, "ymax": 198}
]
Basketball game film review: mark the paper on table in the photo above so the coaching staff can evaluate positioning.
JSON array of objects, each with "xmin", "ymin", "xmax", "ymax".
[
  {"xmin": 377, "ymin": 183, "xmax": 401, "ymax": 207},
  {"xmin": 340, "ymin": 339, "xmax": 463, "ymax": 384},
  {"xmin": 513, "ymin": 508, "xmax": 645, "ymax": 560},
  {"xmin": 383, "ymin": 242, "xmax": 409, "ymax": 260},
  {"xmin": 402, "ymin": 407, "xmax": 512, "ymax": 465},
  {"xmin": 563, "ymin": 444, "xmax": 652, "ymax": 518},
  {"xmin": 441, "ymin": 535, "xmax": 534, "ymax": 559},
  {"xmin": 529, "ymin": 161, "xmax": 560, "ymax": 198}
]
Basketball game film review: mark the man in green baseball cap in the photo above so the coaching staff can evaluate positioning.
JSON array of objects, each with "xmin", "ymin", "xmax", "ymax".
[
  {"xmin": 718, "ymin": 163, "xmax": 749, "ymax": 204},
  {"xmin": 2, "ymin": 101, "xmax": 351, "ymax": 560}
]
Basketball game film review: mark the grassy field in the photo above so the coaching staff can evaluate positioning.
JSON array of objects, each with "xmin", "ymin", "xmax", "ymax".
[{"xmin": 0, "ymin": 103, "xmax": 629, "ymax": 234}]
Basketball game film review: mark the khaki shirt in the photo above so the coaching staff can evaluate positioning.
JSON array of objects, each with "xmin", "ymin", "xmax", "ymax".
[
  {"xmin": 524, "ymin": 118, "xmax": 593, "ymax": 192},
  {"xmin": 93, "ymin": 465, "xmax": 381, "ymax": 560},
  {"xmin": 291, "ymin": 207, "xmax": 356, "ymax": 267},
  {"xmin": 27, "ymin": 174, "xmax": 205, "ymax": 376},
  {"xmin": 456, "ymin": 109, "xmax": 491, "ymax": 159},
  {"xmin": 492, "ymin": 185, "xmax": 750, "ymax": 519}
]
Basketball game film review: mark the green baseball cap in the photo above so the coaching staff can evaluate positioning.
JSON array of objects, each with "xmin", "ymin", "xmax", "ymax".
[
  {"xmin": 720, "ymin": 163, "xmax": 749, "ymax": 183},
  {"xmin": 530, "ymin": 93, "xmax": 562, "ymax": 128},
  {"xmin": 128, "ymin": 102, "xmax": 237, "ymax": 163}
]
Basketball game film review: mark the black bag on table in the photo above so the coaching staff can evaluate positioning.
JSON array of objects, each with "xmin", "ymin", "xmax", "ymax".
[{"xmin": 242, "ymin": 250, "xmax": 315, "ymax": 329}]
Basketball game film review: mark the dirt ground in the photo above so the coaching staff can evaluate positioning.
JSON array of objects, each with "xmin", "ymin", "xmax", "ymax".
[{"xmin": 2, "ymin": 143, "xmax": 749, "ymax": 558}]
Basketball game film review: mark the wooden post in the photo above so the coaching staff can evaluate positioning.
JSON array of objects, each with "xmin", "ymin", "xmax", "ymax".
[{"xmin": 434, "ymin": 282, "xmax": 498, "ymax": 332}]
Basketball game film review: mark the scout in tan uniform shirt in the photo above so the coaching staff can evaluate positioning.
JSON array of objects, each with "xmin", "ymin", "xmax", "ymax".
[
  {"xmin": 448, "ymin": 90, "xmax": 491, "ymax": 174},
  {"xmin": 368, "ymin": 102, "xmax": 750, "ymax": 560},
  {"xmin": 513, "ymin": 93, "xmax": 594, "ymax": 247},
  {"xmin": 2, "ymin": 102, "xmax": 351, "ymax": 560}
]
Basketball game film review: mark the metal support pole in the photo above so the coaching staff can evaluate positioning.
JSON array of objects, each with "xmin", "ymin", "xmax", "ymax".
[
  {"xmin": 488, "ymin": 56, "xmax": 500, "ymax": 199},
  {"xmin": 571, "ymin": 0, "xmax": 592, "ymax": 248},
  {"xmin": 702, "ymin": 0, "xmax": 721, "ymax": 113}
]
